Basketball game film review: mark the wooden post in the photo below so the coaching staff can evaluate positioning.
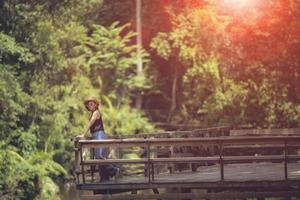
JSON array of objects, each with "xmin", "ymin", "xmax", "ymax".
[
  {"xmin": 91, "ymin": 148, "xmax": 94, "ymax": 182},
  {"xmin": 117, "ymin": 143, "xmax": 121, "ymax": 159},
  {"xmin": 74, "ymin": 140, "xmax": 80, "ymax": 170},
  {"xmin": 80, "ymin": 144, "xmax": 85, "ymax": 184},
  {"xmin": 151, "ymin": 163, "xmax": 155, "ymax": 181},
  {"xmin": 117, "ymin": 143, "xmax": 123, "ymax": 178},
  {"xmin": 169, "ymin": 145, "xmax": 175, "ymax": 174},
  {"xmin": 74, "ymin": 139, "xmax": 80, "ymax": 184},
  {"xmin": 147, "ymin": 141, "xmax": 151, "ymax": 183},
  {"xmin": 153, "ymin": 146, "xmax": 158, "ymax": 175},
  {"xmin": 219, "ymin": 142, "xmax": 224, "ymax": 181},
  {"xmin": 284, "ymin": 140, "xmax": 288, "ymax": 180}
]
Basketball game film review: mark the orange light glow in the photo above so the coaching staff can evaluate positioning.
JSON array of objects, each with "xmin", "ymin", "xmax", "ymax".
[{"xmin": 223, "ymin": 0, "xmax": 255, "ymax": 9}]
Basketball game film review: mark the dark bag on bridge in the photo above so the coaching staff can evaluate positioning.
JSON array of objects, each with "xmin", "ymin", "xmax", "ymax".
[{"xmin": 106, "ymin": 164, "xmax": 119, "ymax": 177}]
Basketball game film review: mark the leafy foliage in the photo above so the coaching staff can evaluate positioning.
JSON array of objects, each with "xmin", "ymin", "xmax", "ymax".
[
  {"xmin": 0, "ymin": 142, "xmax": 66, "ymax": 200},
  {"xmin": 75, "ymin": 22, "xmax": 152, "ymax": 106},
  {"xmin": 182, "ymin": 59, "xmax": 246, "ymax": 125},
  {"xmin": 0, "ymin": 0, "xmax": 154, "ymax": 199},
  {"xmin": 1, "ymin": 0, "xmax": 300, "ymax": 199},
  {"xmin": 101, "ymin": 96, "xmax": 155, "ymax": 136},
  {"xmin": 151, "ymin": 0, "xmax": 300, "ymax": 127}
]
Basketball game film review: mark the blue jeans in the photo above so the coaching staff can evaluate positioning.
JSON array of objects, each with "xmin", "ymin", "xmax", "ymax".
[
  {"xmin": 92, "ymin": 131, "xmax": 120, "ymax": 182},
  {"xmin": 91, "ymin": 130, "xmax": 111, "ymax": 181},
  {"xmin": 92, "ymin": 130, "xmax": 108, "ymax": 159}
]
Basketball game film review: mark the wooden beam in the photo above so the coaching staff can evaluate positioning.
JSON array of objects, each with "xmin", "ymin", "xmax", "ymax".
[
  {"xmin": 80, "ymin": 155, "xmax": 300, "ymax": 166},
  {"xmin": 78, "ymin": 136, "xmax": 300, "ymax": 148},
  {"xmin": 110, "ymin": 126, "xmax": 230, "ymax": 139},
  {"xmin": 230, "ymin": 128, "xmax": 300, "ymax": 136},
  {"xmin": 77, "ymin": 180, "xmax": 300, "ymax": 190},
  {"xmin": 80, "ymin": 191, "xmax": 300, "ymax": 200},
  {"xmin": 82, "ymin": 158, "xmax": 148, "ymax": 165},
  {"xmin": 150, "ymin": 156, "xmax": 220, "ymax": 163}
]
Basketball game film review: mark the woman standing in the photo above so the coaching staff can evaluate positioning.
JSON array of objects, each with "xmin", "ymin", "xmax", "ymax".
[{"xmin": 82, "ymin": 97, "xmax": 109, "ymax": 181}]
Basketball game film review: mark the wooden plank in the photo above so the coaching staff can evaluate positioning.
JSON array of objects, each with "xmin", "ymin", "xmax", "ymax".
[
  {"xmin": 77, "ymin": 162, "xmax": 300, "ymax": 187},
  {"xmin": 110, "ymin": 126, "xmax": 229, "ymax": 139},
  {"xmin": 223, "ymin": 144, "xmax": 285, "ymax": 149},
  {"xmin": 78, "ymin": 136, "xmax": 300, "ymax": 148},
  {"xmin": 81, "ymin": 154, "xmax": 299, "ymax": 166},
  {"xmin": 82, "ymin": 158, "xmax": 148, "ymax": 165},
  {"xmin": 287, "ymin": 155, "xmax": 300, "ymax": 160},
  {"xmin": 150, "ymin": 156, "xmax": 220, "ymax": 163},
  {"xmin": 223, "ymin": 155, "xmax": 285, "ymax": 162},
  {"xmin": 78, "ymin": 180, "xmax": 300, "ymax": 191},
  {"xmin": 121, "ymin": 148, "xmax": 171, "ymax": 155},
  {"xmin": 230, "ymin": 128, "xmax": 300, "ymax": 136},
  {"xmin": 81, "ymin": 191, "xmax": 300, "ymax": 200},
  {"xmin": 74, "ymin": 140, "xmax": 81, "ymax": 172},
  {"xmin": 79, "ymin": 140, "xmax": 148, "ymax": 148}
]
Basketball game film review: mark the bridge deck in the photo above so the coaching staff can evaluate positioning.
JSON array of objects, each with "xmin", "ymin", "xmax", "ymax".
[
  {"xmin": 78, "ymin": 162, "xmax": 300, "ymax": 190},
  {"xmin": 75, "ymin": 135, "xmax": 300, "ymax": 197}
]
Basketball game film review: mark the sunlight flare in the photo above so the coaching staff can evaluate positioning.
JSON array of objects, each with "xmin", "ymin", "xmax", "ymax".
[{"xmin": 223, "ymin": 0, "xmax": 255, "ymax": 8}]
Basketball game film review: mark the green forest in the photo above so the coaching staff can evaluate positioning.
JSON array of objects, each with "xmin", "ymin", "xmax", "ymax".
[{"xmin": 1, "ymin": 0, "xmax": 300, "ymax": 199}]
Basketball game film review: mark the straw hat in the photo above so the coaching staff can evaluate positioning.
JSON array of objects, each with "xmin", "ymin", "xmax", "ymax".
[{"xmin": 84, "ymin": 97, "xmax": 100, "ymax": 106}]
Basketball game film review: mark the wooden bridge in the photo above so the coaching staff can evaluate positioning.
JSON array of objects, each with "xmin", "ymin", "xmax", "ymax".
[{"xmin": 74, "ymin": 128, "xmax": 300, "ymax": 199}]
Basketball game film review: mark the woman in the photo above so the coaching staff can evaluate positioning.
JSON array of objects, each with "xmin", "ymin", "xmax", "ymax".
[{"xmin": 82, "ymin": 97, "xmax": 109, "ymax": 181}]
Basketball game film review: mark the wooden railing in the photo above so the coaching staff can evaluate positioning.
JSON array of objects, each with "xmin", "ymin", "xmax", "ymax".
[
  {"xmin": 230, "ymin": 128, "xmax": 300, "ymax": 136},
  {"xmin": 109, "ymin": 127, "xmax": 300, "ymax": 139},
  {"xmin": 109, "ymin": 126, "xmax": 231, "ymax": 139},
  {"xmin": 74, "ymin": 136, "xmax": 300, "ymax": 185}
]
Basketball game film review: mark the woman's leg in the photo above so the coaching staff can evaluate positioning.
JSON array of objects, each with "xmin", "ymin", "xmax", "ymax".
[
  {"xmin": 92, "ymin": 131, "xmax": 107, "ymax": 159},
  {"xmin": 98, "ymin": 131, "xmax": 108, "ymax": 159},
  {"xmin": 98, "ymin": 131, "xmax": 110, "ymax": 181},
  {"xmin": 92, "ymin": 131, "xmax": 109, "ymax": 181}
]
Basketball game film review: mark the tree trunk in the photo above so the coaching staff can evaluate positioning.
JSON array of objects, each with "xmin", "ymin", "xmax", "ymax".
[
  {"xmin": 168, "ymin": 64, "xmax": 178, "ymax": 121},
  {"xmin": 135, "ymin": 0, "xmax": 143, "ymax": 109}
]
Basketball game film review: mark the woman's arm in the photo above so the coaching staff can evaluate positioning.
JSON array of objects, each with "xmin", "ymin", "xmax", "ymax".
[{"xmin": 83, "ymin": 111, "xmax": 100, "ymax": 138}]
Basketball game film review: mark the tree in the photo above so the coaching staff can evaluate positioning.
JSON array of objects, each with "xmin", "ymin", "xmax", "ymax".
[
  {"xmin": 75, "ymin": 22, "xmax": 152, "ymax": 106},
  {"xmin": 151, "ymin": 0, "xmax": 300, "ymax": 127},
  {"xmin": 0, "ymin": 0, "xmax": 155, "ymax": 199},
  {"xmin": 151, "ymin": 4, "xmax": 241, "ymax": 124}
]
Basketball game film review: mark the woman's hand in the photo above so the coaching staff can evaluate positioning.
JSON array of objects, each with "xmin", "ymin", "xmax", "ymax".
[{"xmin": 76, "ymin": 134, "xmax": 85, "ymax": 139}]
